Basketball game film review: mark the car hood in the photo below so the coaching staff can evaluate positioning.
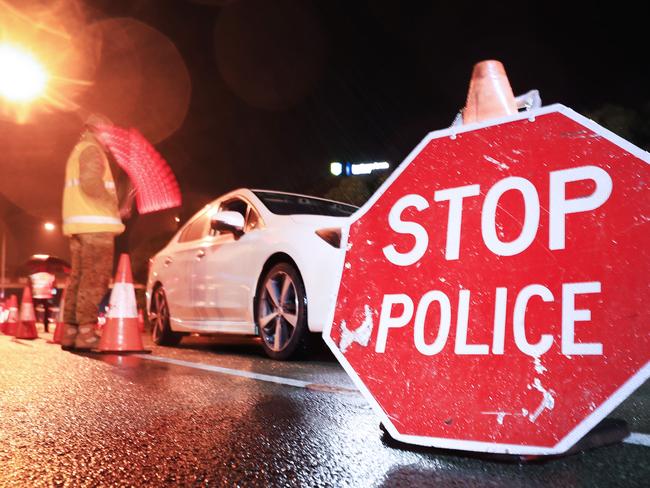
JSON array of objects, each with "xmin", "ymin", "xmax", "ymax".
[{"xmin": 288, "ymin": 214, "xmax": 353, "ymax": 229}]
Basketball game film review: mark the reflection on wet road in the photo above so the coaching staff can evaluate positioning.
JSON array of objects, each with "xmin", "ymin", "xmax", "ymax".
[{"xmin": 0, "ymin": 333, "xmax": 648, "ymax": 487}]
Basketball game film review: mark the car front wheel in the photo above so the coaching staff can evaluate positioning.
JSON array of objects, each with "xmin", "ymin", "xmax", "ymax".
[
  {"xmin": 150, "ymin": 286, "xmax": 183, "ymax": 347},
  {"xmin": 256, "ymin": 262, "xmax": 309, "ymax": 360}
]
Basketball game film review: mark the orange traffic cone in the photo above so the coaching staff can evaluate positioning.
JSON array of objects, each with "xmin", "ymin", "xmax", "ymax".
[
  {"xmin": 462, "ymin": 60, "xmax": 517, "ymax": 124},
  {"xmin": 97, "ymin": 254, "xmax": 149, "ymax": 353},
  {"xmin": 49, "ymin": 290, "xmax": 66, "ymax": 344},
  {"xmin": 1, "ymin": 295, "xmax": 18, "ymax": 335},
  {"xmin": 15, "ymin": 286, "xmax": 38, "ymax": 340}
]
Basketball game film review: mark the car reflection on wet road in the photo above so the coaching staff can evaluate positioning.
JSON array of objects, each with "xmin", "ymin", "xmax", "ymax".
[{"xmin": 0, "ymin": 333, "xmax": 648, "ymax": 487}]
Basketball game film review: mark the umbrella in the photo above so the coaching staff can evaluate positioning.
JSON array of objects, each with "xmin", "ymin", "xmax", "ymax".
[
  {"xmin": 21, "ymin": 255, "xmax": 71, "ymax": 276},
  {"xmin": 94, "ymin": 125, "xmax": 182, "ymax": 214}
]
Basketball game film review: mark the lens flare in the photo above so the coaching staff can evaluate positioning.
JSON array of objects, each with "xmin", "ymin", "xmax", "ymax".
[
  {"xmin": 82, "ymin": 17, "xmax": 191, "ymax": 144},
  {"xmin": 0, "ymin": 0, "xmax": 98, "ymax": 123},
  {"xmin": 0, "ymin": 1, "xmax": 190, "ymax": 220},
  {"xmin": 0, "ymin": 43, "xmax": 48, "ymax": 102}
]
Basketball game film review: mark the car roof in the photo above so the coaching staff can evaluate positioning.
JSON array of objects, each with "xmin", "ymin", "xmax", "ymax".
[{"xmin": 181, "ymin": 188, "xmax": 357, "ymax": 228}]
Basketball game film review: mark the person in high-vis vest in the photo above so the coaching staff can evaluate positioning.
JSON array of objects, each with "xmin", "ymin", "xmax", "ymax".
[
  {"xmin": 61, "ymin": 114, "xmax": 126, "ymax": 350},
  {"xmin": 30, "ymin": 271, "xmax": 55, "ymax": 332}
]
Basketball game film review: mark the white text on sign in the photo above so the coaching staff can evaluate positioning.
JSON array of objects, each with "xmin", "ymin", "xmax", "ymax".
[
  {"xmin": 377, "ymin": 165, "xmax": 611, "ymax": 357},
  {"xmin": 382, "ymin": 165, "xmax": 612, "ymax": 264},
  {"xmin": 375, "ymin": 282, "xmax": 603, "ymax": 357}
]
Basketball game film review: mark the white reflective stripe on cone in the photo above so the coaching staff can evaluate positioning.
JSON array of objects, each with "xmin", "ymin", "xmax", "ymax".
[
  {"xmin": 20, "ymin": 305, "xmax": 35, "ymax": 321},
  {"xmin": 108, "ymin": 283, "xmax": 138, "ymax": 318}
]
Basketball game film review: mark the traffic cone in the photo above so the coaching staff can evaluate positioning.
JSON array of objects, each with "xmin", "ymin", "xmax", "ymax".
[
  {"xmin": 462, "ymin": 60, "xmax": 517, "ymax": 124},
  {"xmin": 1, "ymin": 295, "xmax": 18, "ymax": 335},
  {"xmin": 49, "ymin": 290, "xmax": 66, "ymax": 344},
  {"xmin": 97, "ymin": 254, "xmax": 148, "ymax": 353},
  {"xmin": 15, "ymin": 286, "xmax": 38, "ymax": 340}
]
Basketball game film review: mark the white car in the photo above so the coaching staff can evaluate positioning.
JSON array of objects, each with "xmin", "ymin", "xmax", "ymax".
[{"xmin": 146, "ymin": 189, "xmax": 357, "ymax": 359}]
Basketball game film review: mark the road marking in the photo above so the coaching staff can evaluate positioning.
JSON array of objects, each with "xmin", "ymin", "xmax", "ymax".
[
  {"xmin": 135, "ymin": 354, "xmax": 357, "ymax": 393},
  {"xmin": 306, "ymin": 383, "xmax": 359, "ymax": 394},
  {"xmin": 624, "ymin": 432, "xmax": 650, "ymax": 447}
]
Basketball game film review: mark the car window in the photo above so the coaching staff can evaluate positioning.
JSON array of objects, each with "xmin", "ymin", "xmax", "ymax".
[
  {"xmin": 178, "ymin": 211, "xmax": 210, "ymax": 243},
  {"xmin": 253, "ymin": 191, "xmax": 357, "ymax": 216},
  {"xmin": 245, "ymin": 206, "xmax": 261, "ymax": 232}
]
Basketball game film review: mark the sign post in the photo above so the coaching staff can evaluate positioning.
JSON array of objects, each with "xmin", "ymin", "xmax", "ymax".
[{"xmin": 324, "ymin": 104, "xmax": 650, "ymax": 455}]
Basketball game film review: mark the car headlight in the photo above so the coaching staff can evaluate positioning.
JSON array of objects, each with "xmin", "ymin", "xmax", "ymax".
[{"xmin": 315, "ymin": 228, "xmax": 342, "ymax": 248}]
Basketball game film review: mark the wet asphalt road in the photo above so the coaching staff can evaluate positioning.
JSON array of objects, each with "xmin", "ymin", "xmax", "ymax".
[{"xmin": 0, "ymin": 329, "xmax": 648, "ymax": 487}]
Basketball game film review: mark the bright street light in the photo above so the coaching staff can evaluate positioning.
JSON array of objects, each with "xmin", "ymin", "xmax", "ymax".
[
  {"xmin": 43, "ymin": 222, "xmax": 56, "ymax": 232},
  {"xmin": 0, "ymin": 43, "xmax": 48, "ymax": 102}
]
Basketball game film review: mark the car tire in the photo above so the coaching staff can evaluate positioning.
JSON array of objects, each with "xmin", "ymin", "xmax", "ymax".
[
  {"xmin": 256, "ymin": 262, "xmax": 309, "ymax": 360},
  {"xmin": 150, "ymin": 285, "xmax": 183, "ymax": 347}
]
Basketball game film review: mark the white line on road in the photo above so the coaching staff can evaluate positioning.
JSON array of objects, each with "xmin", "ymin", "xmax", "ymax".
[
  {"xmin": 135, "ymin": 354, "xmax": 311, "ymax": 387},
  {"xmin": 624, "ymin": 432, "xmax": 650, "ymax": 447},
  {"xmin": 134, "ymin": 354, "xmax": 357, "ymax": 393},
  {"xmin": 132, "ymin": 355, "xmax": 647, "ymax": 441}
]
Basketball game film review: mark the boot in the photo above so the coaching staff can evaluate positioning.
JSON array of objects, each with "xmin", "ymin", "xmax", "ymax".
[
  {"xmin": 60, "ymin": 324, "xmax": 79, "ymax": 351},
  {"xmin": 74, "ymin": 323, "xmax": 100, "ymax": 351}
]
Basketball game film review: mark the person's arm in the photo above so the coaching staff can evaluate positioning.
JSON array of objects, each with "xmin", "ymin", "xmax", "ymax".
[
  {"xmin": 119, "ymin": 180, "xmax": 137, "ymax": 219},
  {"xmin": 79, "ymin": 145, "xmax": 113, "ymax": 205}
]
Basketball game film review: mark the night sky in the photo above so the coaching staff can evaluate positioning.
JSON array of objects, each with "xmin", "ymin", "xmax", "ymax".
[
  {"xmin": 90, "ymin": 0, "xmax": 650, "ymax": 200},
  {"xmin": 1, "ymin": 0, "xmax": 648, "ymax": 273}
]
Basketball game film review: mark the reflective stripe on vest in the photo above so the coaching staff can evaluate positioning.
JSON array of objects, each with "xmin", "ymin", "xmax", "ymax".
[
  {"xmin": 65, "ymin": 179, "xmax": 115, "ymax": 190},
  {"xmin": 63, "ymin": 215, "xmax": 123, "ymax": 225}
]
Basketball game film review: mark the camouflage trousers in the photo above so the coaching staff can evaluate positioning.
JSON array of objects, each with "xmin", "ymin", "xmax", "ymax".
[{"xmin": 63, "ymin": 233, "xmax": 114, "ymax": 326}]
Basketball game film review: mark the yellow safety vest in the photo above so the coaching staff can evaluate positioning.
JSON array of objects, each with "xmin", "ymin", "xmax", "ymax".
[{"xmin": 62, "ymin": 139, "xmax": 125, "ymax": 236}]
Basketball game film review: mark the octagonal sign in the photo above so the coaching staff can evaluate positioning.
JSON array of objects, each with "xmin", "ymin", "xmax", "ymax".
[{"xmin": 324, "ymin": 104, "xmax": 650, "ymax": 455}]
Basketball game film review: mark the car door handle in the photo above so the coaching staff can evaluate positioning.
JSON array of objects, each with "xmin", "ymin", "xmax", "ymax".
[
  {"xmin": 164, "ymin": 257, "xmax": 173, "ymax": 266},
  {"xmin": 196, "ymin": 249, "xmax": 206, "ymax": 260}
]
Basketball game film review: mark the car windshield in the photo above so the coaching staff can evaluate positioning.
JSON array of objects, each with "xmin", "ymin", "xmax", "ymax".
[{"xmin": 254, "ymin": 191, "xmax": 357, "ymax": 217}]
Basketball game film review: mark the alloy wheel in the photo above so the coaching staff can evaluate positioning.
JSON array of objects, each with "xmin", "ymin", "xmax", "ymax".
[
  {"xmin": 151, "ymin": 287, "xmax": 169, "ymax": 343},
  {"xmin": 258, "ymin": 270, "xmax": 299, "ymax": 352}
]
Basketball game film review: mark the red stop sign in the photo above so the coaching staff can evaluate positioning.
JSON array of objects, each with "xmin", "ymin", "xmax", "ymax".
[{"xmin": 324, "ymin": 104, "xmax": 650, "ymax": 455}]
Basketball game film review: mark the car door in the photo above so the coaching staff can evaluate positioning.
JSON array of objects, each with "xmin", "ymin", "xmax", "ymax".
[
  {"xmin": 192, "ymin": 197, "xmax": 264, "ymax": 324},
  {"xmin": 164, "ymin": 209, "xmax": 211, "ymax": 323}
]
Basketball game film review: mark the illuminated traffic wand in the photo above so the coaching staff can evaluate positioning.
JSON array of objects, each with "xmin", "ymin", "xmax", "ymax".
[{"xmin": 94, "ymin": 125, "xmax": 181, "ymax": 214}]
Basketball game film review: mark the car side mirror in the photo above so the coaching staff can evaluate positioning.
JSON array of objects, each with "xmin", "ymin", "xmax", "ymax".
[{"xmin": 210, "ymin": 211, "xmax": 245, "ymax": 236}]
